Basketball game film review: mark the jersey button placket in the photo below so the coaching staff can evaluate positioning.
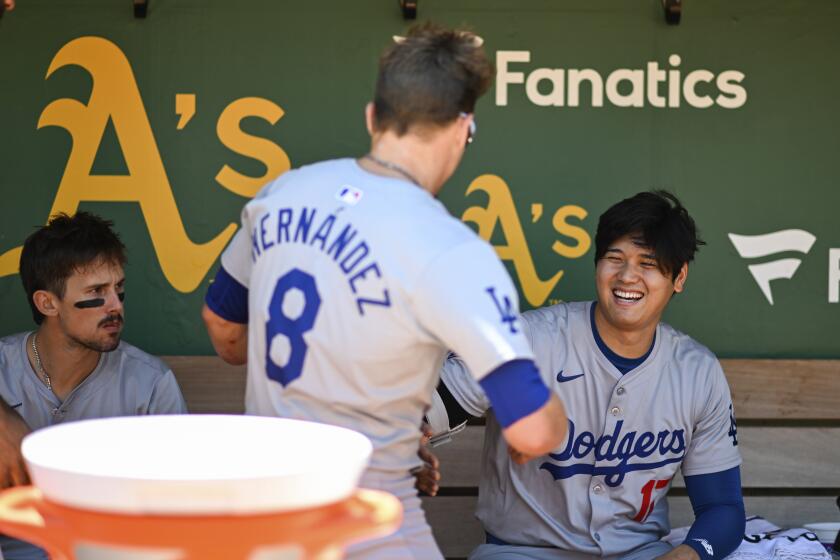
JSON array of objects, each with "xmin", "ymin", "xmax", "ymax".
[
  {"xmin": 588, "ymin": 479, "xmax": 610, "ymax": 553},
  {"xmin": 51, "ymin": 407, "xmax": 67, "ymax": 423},
  {"xmin": 592, "ymin": 387, "xmax": 623, "ymax": 553}
]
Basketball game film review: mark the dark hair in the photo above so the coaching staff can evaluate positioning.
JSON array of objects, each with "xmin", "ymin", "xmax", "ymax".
[
  {"xmin": 373, "ymin": 22, "xmax": 493, "ymax": 135},
  {"xmin": 594, "ymin": 190, "xmax": 704, "ymax": 280},
  {"xmin": 20, "ymin": 212, "xmax": 127, "ymax": 324}
]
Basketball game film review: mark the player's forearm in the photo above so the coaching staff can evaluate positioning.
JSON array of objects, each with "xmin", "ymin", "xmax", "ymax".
[
  {"xmin": 503, "ymin": 392, "xmax": 567, "ymax": 457},
  {"xmin": 0, "ymin": 398, "xmax": 32, "ymax": 488},
  {"xmin": 681, "ymin": 467, "xmax": 745, "ymax": 560},
  {"xmin": 476, "ymin": 359, "xmax": 568, "ymax": 457},
  {"xmin": 201, "ymin": 304, "xmax": 248, "ymax": 365}
]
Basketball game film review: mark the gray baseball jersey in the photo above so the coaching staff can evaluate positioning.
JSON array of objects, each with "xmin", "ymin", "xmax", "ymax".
[
  {"xmin": 218, "ymin": 158, "xmax": 533, "ymax": 476},
  {"xmin": 0, "ymin": 331, "xmax": 187, "ymax": 560},
  {"xmin": 441, "ymin": 301, "xmax": 741, "ymax": 556},
  {"xmin": 0, "ymin": 332, "xmax": 187, "ymax": 429}
]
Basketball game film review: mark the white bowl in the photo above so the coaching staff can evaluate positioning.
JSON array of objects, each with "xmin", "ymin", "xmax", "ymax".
[{"xmin": 22, "ymin": 415, "xmax": 372, "ymax": 515}]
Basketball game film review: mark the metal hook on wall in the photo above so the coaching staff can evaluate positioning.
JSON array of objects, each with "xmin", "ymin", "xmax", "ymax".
[
  {"xmin": 134, "ymin": 0, "xmax": 149, "ymax": 18},
  {"xmin": 399, "ymin": 0, "xmax": 417, "ymax": 20},
  {"xmin": 663, "ymin": 0, "xmax": 681, "ymax": 25}
]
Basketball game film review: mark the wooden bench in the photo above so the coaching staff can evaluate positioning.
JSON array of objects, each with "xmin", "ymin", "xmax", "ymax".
[{"xmin": 164, "ymin": 357, "xmax": 840, "ymax": 560}]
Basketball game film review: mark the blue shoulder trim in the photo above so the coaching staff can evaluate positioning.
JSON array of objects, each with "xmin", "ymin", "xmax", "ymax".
[
  {"xmin": 205, "ymin": 266, "xmax": 249, "ymax": 324},
  {"xmin": 479, "ymin": 359, "xmax": 550, "ymax": 428}
]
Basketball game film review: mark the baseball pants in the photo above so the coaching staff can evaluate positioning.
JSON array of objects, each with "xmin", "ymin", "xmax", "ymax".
[{"xmin": 344, "ymin": 469, "xmax": 444, "ymax": 560}]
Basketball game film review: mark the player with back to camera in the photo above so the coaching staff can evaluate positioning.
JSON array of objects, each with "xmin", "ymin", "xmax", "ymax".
[
  {"xmin": 201, "ymin": 23, "xmax": 568, "ymax": 560},
  {"xmin": 432, "ymin": 191, "xmax": 745, "ymax": 560}
]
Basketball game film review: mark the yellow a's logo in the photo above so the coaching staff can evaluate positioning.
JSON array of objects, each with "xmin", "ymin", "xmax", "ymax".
[
  {"xmin": 0, "ymin": 37, "xmax": 239, "ymax": 292},
  {"xmin": 462, "ymin": 174, "xmax": 590, "ymax": 307}
]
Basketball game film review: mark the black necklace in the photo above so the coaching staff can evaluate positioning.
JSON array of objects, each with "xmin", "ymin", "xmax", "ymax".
[{"xmin": 363, "ymin": 153, "xmax": 423, "ymax": 188}]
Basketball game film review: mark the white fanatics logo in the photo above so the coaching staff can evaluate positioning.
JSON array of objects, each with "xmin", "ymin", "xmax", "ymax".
[
  {"xmin": 495, "ymin": 51, "xmax": 747, "ymax": 109},
  {"xmin": 728, "ymin": 229, "xmax": 816, "ymax": 305}
]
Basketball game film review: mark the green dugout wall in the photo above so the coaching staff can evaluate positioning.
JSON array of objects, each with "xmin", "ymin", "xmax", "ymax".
[{"xmin": 0, "ymin": 0, "xmax": 837, "ymax": 357}]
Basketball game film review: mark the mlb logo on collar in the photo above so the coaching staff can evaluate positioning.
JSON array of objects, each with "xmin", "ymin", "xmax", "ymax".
[{"xmin": 336, "ymin": 185, "xmax": 363, "ymax": 205}]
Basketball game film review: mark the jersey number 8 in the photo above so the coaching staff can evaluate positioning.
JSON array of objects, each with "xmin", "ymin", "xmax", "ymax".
[{"xmin": 265, "ymin": 268, "xmax": 322, "ymax": 386}]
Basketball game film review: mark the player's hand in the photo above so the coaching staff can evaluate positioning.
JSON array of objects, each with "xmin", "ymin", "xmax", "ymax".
[
  {"xmin": 413, "ymin": 424, "xmax": 441, "ymax": 497},
  {"xmin": 0, "ymin": 403, "xmax": 31, "ymax": 488},
  {"xmin": 3, "ymin": 0, "xmax": 15, "ymax": 12},
  {"xmin": 508, "ymin": 445, "xmax": 538, "ymax": 465}
]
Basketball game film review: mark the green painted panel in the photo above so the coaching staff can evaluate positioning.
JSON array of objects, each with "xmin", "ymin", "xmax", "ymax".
[{"xmin": 0, "ymin": 0, "xmax": 837, "ymax": 357}]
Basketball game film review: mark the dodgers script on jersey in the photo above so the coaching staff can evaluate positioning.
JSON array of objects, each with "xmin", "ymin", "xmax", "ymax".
[
  {"xmin": 440, "ymin": 302, "xmax": 741, "ymax": 556},
  {"xmin": 219, "ymin": 158, "xmax": 534, "ymax": 475}
]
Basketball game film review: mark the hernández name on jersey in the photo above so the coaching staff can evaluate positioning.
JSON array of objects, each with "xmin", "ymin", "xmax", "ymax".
[
  {"xmin": 539, "ymin": 418, "xmax": 687, "ymax": 487},
  {"xmin": 249, "ymin": 206, "xmax": 391, "ymax": 315}
]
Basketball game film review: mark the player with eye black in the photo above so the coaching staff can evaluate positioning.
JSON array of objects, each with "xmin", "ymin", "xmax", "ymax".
[
  {"xmin": 0, "ymin": 212, "xmax": 187, "ymax": 560},
  {"xmin": 202, "ymin": 23, "xmax": 568, "ymax": 560},
  {"xmin": 433, "ymin": 191, "xmax": 745, "ymax": 560}
]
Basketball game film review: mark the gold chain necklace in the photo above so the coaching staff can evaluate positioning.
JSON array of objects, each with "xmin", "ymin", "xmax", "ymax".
[
  {"xmin": 31, "ymin": 334, "xmax": 53, "ymax": 390},
  {"xmin": 363, "ymin": 153, "xmax": 423, "ymax": 188}
]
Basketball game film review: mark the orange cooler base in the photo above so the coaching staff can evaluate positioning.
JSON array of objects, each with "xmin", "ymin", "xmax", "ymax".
[{"xmin": 0, "ymin": 486, "xmax": 402, "ymax": 560}]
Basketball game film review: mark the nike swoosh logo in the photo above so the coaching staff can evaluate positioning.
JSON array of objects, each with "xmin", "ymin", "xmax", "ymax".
[
  {"xmin": 556, "ymin": 370, "xmax": 584, "ymax": 383},
  {"xmin": 10, "ymin": 403, "xmax": 22, "ymax": 409}
]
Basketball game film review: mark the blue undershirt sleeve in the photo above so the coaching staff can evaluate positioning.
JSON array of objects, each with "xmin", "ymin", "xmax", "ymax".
[
  {"xmin": 478, "ymin": 359, "xmax": 550, "ymax": 428},
  {"xmin": 683, "ymin": 466, "xmax": 746, "ymax": 560},
  {"xmin": 204, "ymin": 265, "xmax": 249, "ymax": 324}
]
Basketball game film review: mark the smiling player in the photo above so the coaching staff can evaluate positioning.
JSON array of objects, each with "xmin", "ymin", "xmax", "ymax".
[{"xmin": 435, "ymin": 191, "xmax": 745, "ymax": 560}]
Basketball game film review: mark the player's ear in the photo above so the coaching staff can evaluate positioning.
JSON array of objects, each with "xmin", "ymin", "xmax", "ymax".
[
  {"xmin": 33, "ymin": 290, "xmax": 60, "ymax": 319},
  {"xmin": 673, "ymin": 263, "xmax": 688, "ymax": 293},
  {"xmin": 364, "ymin": 102, "xmax": 376, "ymax": 136}
]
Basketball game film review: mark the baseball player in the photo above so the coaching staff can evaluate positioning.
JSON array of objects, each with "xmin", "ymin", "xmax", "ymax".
[
  {"xmin": 0, "ymin": 212, "xmax": 187, "ymax": 560},
  {"xmin": 433, "ymin": 191, "xmax": 745, "ymax": 560},
  {"xmin": 201, "ymin": 23, "xmax": 567, "ymax": 559}
]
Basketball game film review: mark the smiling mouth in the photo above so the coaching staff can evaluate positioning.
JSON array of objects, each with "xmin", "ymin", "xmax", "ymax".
[{"xmin": 613, "ymin": 289, "xmax": 643, "ymax": 302}]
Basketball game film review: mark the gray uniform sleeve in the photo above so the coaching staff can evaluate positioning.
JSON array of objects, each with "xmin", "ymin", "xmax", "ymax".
[
  {"xmin": 412, "ymin": 240, "xmax": 534, "ymax": 383},
  {"xmin": 147, "ymin": 370, "xmax": 188, "ymax": 414},
  {"xmin": 219, "ymin": 217, "xmax": 254, "ymax": 288},
  {"xmin": 439, "ymin": 353, "xmax": 491, "ymax": 417},
  {"xmin": 437, "ymin": 306, "xmax": 545, "ymax": 418},
  {"xmin": 681, "ymin": 359, "xmax": 742, "ymax": 476}
]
